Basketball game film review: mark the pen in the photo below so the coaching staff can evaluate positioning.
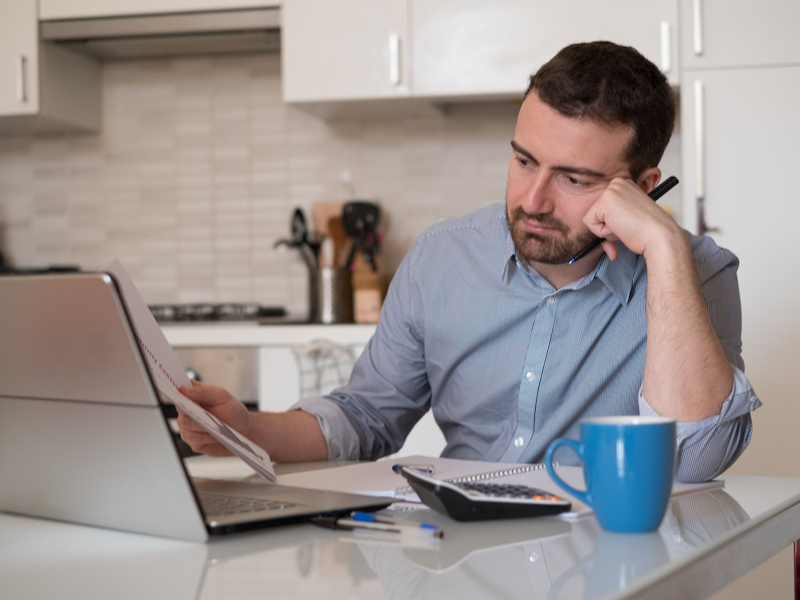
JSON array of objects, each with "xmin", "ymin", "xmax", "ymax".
[
  {"xmin": 311, "ymin": 512, "xmax": 443, "ymax": 538},
  {"xmin": 392, "ymin": 463, "xmax": 435, "ymax": 475},
  {"xmin": 568, "ymin": 175, "xmax": 680, "ymax": 264}
]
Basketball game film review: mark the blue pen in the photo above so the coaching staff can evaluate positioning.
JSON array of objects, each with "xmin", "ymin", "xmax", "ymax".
[
  {"xmin": 392, "ymin": 463, "xmax": 435, "ymax": 475},
  {"xmin": 350, "ymin": 511, "xmax": 443, "ymax": 537}
]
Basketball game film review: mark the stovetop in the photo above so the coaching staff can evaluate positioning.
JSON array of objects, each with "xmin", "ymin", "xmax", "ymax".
[{"xmin": 148, "ymin": 303, "xmax": 286, "ymax": 323}]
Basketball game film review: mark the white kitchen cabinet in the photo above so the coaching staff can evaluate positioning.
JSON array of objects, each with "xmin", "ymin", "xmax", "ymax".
[
  {"xmin": 282, "ymin": 0, "xmax": 411, "ymax": 103},
  {"xmin": 678, "ymin": 1, "xmax": 800, "ymax": 481},
  {"xmin": 39, "ymin": 0, "xmax": 278, "ymax": 20},
  {"xmin": 413, "ymin": 0, "xmax": 678, "ymax": 99},
  {"xmin": 680, "ymin": 66, "xmax": 800, "ymax": 478},
  {"xmin": 282, "ymin": 0, "xmax": 677, "ymax": 108},
  {"xmin": 680, "ymin": 0, "xmax": 800, "ymax": 71},
  {"xmin": 0, "ymin": 0, "xmax": 38, "ymax": 117},
  {"xmin": 0, "ymin": 0, "xmax": 99, "ymax": 133}
]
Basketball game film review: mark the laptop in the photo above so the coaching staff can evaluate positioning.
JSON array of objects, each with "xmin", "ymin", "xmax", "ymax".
[{"xmin": 0, "ymin": 273, "xmax": 389, "ymax": 542}]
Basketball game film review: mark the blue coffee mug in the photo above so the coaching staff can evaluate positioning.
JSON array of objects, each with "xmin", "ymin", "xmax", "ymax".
[{"xmin": 545, "ymin": 416, "xmax": 676, "ymax": 533}]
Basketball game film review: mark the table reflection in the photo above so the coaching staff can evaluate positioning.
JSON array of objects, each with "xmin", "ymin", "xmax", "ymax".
[
  {"xmin": 357, "ymin": 488, "xmax": 750, "ymax": 600},
  {"xmin": 0, "ymin": 487, "xmax": 752, "ymax": 600}
]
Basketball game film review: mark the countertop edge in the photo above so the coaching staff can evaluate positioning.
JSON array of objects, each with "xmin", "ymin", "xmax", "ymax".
[{"xmin": 162, "ymin": 323, "xmax": 377, "ymax": 347}]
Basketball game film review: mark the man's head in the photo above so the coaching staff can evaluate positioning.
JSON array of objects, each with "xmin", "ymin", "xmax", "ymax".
[
  {"xmin": 506, "ymin": 42, "xmax": 675, "ymax": 269},
  {"xmin": 524, "ymin": 41, "xmax": 675, "ymax": 181}
]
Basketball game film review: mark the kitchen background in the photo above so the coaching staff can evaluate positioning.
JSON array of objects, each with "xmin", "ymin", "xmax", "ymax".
[
  {"xmin": 0, "ymin": 50, "xmax": 681, "ymax": 318},
  {"xmin": 1, "ymin": 1, "xmax": 797, "ymax": 596}
]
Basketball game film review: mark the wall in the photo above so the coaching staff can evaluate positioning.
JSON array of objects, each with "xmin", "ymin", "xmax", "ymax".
[{"xmin": 0, "ymin": 51, "xmax": 681, "ymax": 317}]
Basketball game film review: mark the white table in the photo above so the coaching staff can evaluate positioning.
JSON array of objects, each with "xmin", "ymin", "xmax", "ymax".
[{"xmin": 2, "ymin": 458, "xmax": 800, "ymax": 600}]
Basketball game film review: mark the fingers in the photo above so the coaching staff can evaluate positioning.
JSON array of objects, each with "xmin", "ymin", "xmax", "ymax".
[
  {"xmin": 175, "ymin": 382, "xmax": 249, "ymax": 457},
  {"xmin": 584, "ymin": 177, "xmax": 664, "ymax": 257},
  {"xmin": 175, "ymin": 409, "xmax": 234, "ymax": 457},
  {"xmin": 179, "ymin": 381, "xmax": 234, "ymax": 408},
  {"xmin": 600, "ymin": 239, "xmax": 619, "ymax": 261}
]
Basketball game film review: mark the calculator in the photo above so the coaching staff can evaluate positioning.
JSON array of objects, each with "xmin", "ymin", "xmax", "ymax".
[{"xmin": 399, "ymin": 467, "xmax": 571, "ymax": 521}]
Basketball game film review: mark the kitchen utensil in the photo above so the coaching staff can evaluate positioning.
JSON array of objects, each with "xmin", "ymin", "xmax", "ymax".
[
  {"xmin": 312, "ymin": 201, "xmax": 345, "ymax": 238},
  {"xmin": 327, "ymin": 216, "xmax": 348, "ymax": 269},
  {"xmin": 342, "ymin": 202, "xmax": 381, "ymax": 272},
  {"xmin": 308, "ymin": 267, "xmax": 353, "ymax": 324},
  {"xmin": 274, "ymin": 208, "xmax": 321, "ymax": 269}
]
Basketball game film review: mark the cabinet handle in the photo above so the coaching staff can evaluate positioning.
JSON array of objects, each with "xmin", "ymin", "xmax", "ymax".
[
  {"xmin": 388, "ymin": 34, "xmax": 400, "ymax": 85},
  {"xmin": 692, "ymin": 0, "xmax": 704, "ymax": 55},
  {"xmin": 660, "ymin": 21, "xmax": 671, "ymax": 73},
  {"xmin": 694, "ymin": 80, "xmax": 704, "ymax": 208},
  {"xmin": 17, "ymin": 55, "xmax": 28, "ymax": 103},
  {"xmin": 693, "ymin": 80, "xmax": 719, "ymax": 236}
]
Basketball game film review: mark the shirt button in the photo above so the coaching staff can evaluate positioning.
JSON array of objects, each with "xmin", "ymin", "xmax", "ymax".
[
  {"xmin": 514, "ymin": 436, "xmax": 525, "ymax": 447},
  {"xmin": 526, "ymin": 371, "xmax": 536, "ymax": 382},
  {"xmin": 546, "ymin": 297, "xmax": 555, "ymax": 306}
]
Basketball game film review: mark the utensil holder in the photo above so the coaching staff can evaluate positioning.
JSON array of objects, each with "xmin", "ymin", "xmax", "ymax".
[{"xmin": 308, "ymin": 267, "xmax": 353, "ymax": 324}]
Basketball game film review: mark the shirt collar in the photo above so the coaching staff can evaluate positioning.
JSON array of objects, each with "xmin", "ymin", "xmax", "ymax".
[
  {"xmin": 502, "ymin": 230, "xmax": 517, "ymax": 282},
  {"xmin": 502, "ymin": 229, "xmax": 639, "ymax": 305},
  {"xmin": 592, "ymin": 244, "xmax": 641, "ymax": 305}
]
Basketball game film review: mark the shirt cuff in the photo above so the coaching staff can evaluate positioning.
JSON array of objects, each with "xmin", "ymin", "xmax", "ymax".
[
  {"xmin": 638, "ymin": 365, "xmax": 762, "ymax": 442},
  {"xmin": 291, "ymin": 396, "xmax": 362, "ymax": 461}
]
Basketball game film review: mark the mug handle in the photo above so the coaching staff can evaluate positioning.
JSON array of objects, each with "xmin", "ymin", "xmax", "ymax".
[{"xmin": 545, "ymin": 439, "xmax": 591, "ymax": 506}]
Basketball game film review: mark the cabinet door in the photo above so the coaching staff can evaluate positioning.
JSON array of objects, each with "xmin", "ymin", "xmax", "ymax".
[
  {"xmin": 681, "ymin": 0, "xmax": 800, "ymax": 70},
  {"xmin": 0, "ymin": 0, "xmax": 38, "ymax": 116},
  {"xmin": 412, "ymin": 0, "xmax": 678, "ymax": 98},
  {"xmin": 39, "ymin": 0, "xmax": 274, "ymax": 19},
  {"xmin": 282, "ymin": 0, "xmax": 410, "ymax": 102},
  {"xmin": 680, "ymin": 66, "xmax": 800, "ymax": 475}
]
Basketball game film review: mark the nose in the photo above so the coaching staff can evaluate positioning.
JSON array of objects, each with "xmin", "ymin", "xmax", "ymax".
[{"xmin": 520, "ymin": 173, "xmax": 553, "ymax": 215}]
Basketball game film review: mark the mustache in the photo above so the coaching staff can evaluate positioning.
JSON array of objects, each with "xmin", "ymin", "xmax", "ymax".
[{"xmin": 507, "ymin": 206, "xmax": 569, "ymax": 235}]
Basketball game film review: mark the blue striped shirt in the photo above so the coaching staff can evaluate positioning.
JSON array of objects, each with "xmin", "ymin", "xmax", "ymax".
[{"xmin": 297, "ymin": 204, "xmax": 761, "ymax": 482}]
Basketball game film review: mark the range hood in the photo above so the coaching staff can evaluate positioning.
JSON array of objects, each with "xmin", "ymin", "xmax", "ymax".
[{"xmin": 40, "ymin": 7, "xmax": 281, "ymax": 60}]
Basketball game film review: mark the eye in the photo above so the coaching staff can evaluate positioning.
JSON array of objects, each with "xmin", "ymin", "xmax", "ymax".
[
  {"xmin": 565, "ymin": 174, "xmax": 590, "ymax": 188},
  {"xmin": 514, "ymin": 154, "xmax": 536, "ymax": 169}
]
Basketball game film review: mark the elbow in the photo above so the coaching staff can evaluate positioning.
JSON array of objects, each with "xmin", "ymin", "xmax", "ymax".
[{"xmin": 674, "ymin": 415, "xmax": 753, "ymax": 483}]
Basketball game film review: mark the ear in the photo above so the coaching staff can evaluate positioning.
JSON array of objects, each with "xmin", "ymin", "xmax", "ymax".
[{"xmin": 637, "ymin": 168, "xmax": 662, "ymax": 194}]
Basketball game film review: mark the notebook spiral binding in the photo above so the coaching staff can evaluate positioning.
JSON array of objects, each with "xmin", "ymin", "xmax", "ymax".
[{"xmin": 394, "ymin": 463, "xmax": 549, "ymax": 498}]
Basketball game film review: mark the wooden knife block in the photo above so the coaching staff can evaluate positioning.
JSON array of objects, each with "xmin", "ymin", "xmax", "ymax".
[{"xmin": 350, "ymin": 252, "xmax": 385, "ymax": 324}]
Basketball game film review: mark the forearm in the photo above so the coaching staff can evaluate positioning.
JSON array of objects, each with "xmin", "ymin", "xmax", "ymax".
[
  {"xmin": 242, "ymin": 410, "xmax": 329, "ymax": 463},
  {"xmin": 642, "ymin": 232, "xmax": 733, "ymax": 420}
]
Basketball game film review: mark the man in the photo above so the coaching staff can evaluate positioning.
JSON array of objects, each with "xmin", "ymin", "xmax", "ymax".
[{"xmin": 178, "ymin": 42, "xmax": 760, "ymax": 482}]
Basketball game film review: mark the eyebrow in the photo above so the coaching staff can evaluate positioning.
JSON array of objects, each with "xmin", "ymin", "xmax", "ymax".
[{"xmin": 510, "ymin": 140, "xmax": 608, "ymax": 179}]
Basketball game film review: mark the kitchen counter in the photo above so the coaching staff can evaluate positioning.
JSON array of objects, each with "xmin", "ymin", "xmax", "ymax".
[{"xmin": 162, "ymin": 323, "xmax": 377, "ymax": 348}]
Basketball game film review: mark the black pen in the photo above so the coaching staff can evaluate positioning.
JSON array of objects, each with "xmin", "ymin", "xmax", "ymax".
[{"xmin": 568, "ymin": 175, "xmax": 680, "ymax": 264}]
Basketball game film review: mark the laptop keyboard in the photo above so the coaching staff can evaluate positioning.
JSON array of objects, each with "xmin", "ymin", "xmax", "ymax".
[{"xmin": 199, "ymin": 494, "xmax": 300, "ymax": 517}]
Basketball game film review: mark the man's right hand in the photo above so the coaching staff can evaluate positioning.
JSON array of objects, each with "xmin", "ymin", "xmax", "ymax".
[
  {"xmin": 176, "ymin": 380, "xmax": 255, "ymax": 457},
  {"xmin": 175, "ymin": 380, "xmax": 330, "ymax": 462}
]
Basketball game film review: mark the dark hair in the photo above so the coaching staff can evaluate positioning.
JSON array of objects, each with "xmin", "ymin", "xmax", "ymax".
[{"xmin": 525, "ymin": 41, "xmax": 676, "ymax": 180}]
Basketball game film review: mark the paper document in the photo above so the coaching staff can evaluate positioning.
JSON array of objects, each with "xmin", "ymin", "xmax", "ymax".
[
  {"xmin": 103, "ymin": 258, "xmax": 276, "ymax": 484},
  {"xmin": 276, "ymin": 455, "xmax": 590, "ymax": 514},
  {"xmin": 276, "ymin": 454, "xmax": 724, "ymax": 519}
]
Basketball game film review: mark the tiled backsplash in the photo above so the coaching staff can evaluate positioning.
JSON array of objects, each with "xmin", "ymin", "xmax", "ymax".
[{"xmin": 0, "ymin": 52, "xmax": 680, "ymax": 317}]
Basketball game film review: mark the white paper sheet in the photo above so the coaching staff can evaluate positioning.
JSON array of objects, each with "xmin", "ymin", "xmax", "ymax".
[{"xmin": 103, "ymin": 258, "xmax": 276, "ymax": 484}]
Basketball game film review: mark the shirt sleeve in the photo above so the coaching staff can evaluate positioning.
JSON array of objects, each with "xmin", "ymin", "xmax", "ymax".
[
  {"xmin": 294, "ymin": 239, "xmax": 433, "ymax": 461},
  {"xmin": 638, "ymin": 365, "xmax": 761, "ymax": 483},
  {"xmin": 639, "ymin": 235, "xmax": 762, "ymax": 483}
]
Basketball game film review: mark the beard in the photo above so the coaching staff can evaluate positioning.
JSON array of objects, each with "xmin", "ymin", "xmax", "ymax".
[{"xmin": 506, "ymin": 205, "xmax": 597, "ymax": 265}]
